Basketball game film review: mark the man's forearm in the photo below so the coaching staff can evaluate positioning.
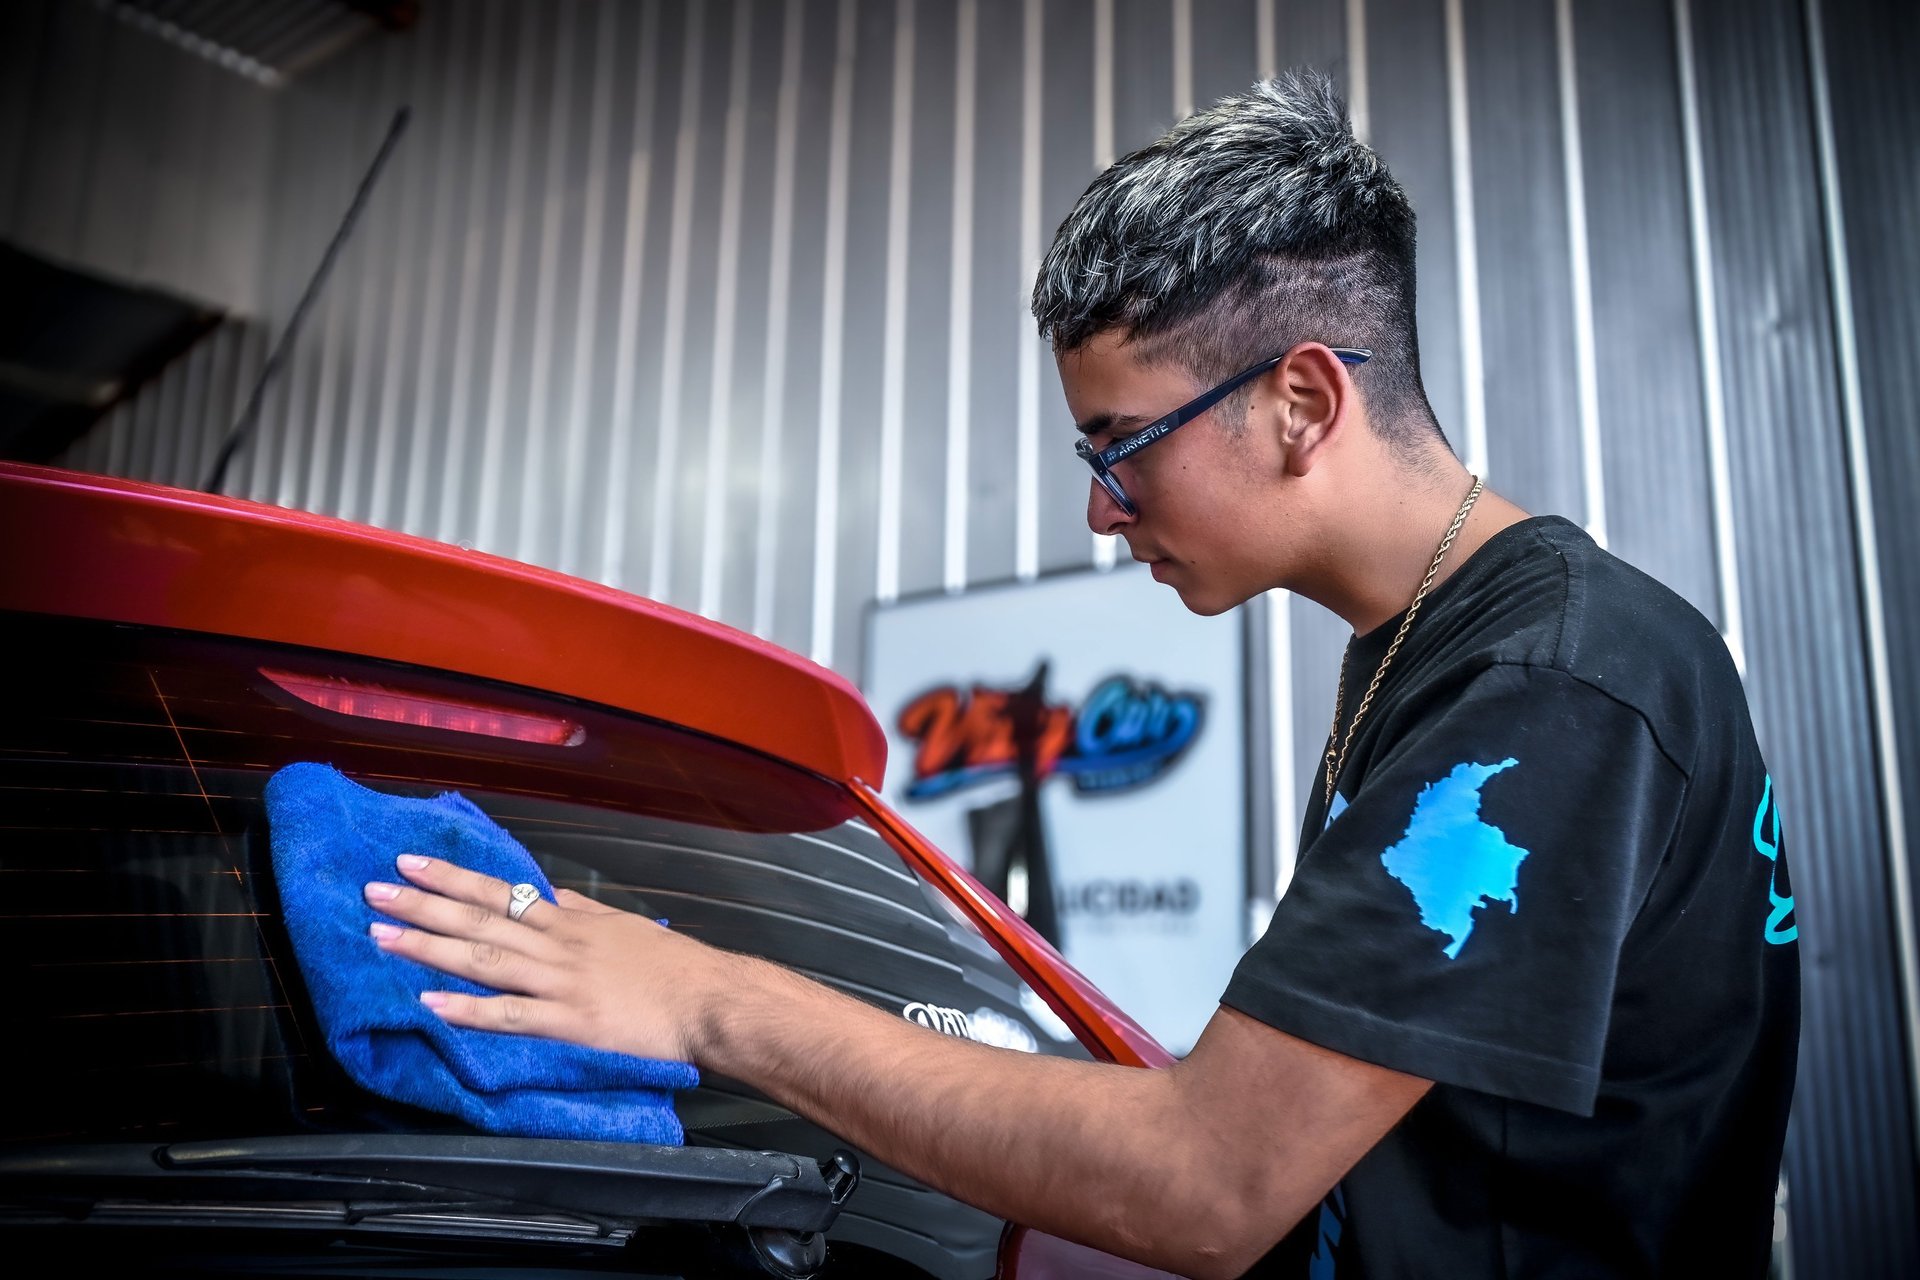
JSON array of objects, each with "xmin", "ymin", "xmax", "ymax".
[
  {"xmin": 368, "ymin": 859, "xmax": 1414, "ymax": 1278},
  {"xmin": 689, "ymin": 951, "xmax": 1278, "ymax": 1277}
]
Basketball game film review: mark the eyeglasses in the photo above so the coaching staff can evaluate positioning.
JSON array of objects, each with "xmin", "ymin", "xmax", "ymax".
[{"xmin": 1074, "ymin": 346, "xmax": 1372, "ymax": 517}]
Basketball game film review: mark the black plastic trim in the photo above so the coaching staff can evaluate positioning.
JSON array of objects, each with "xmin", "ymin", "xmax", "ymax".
[{"xmin": 1, "ymin": 1135, "xmax": 854, "ymax": 1234}]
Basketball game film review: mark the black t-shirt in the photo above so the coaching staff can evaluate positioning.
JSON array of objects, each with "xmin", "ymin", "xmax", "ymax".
[{"xmin": 1225, "ymin": 516, "xmax": 1799, "ymax": 1278}]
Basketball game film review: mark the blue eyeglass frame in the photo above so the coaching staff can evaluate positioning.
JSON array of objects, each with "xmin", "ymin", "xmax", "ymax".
[{"xmin": 1074, "ymin": 346, "xmax": 1372, "ymax": 517}]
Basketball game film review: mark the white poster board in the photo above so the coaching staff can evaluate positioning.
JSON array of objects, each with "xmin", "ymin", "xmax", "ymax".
[{"xmin": 865, "ymin": 565, "xmax": 1247, "ymax": 1055}]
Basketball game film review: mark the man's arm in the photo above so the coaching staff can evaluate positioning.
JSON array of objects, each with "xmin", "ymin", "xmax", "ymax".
[{"xmin": 366, "ymin": 857, "xmax": 1431, "ymax": 1279}]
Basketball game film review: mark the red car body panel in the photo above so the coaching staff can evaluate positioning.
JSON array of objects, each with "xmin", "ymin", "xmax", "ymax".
[
  {"xmin": 1, "ymin": 461, "xmax": 1171, "ymax": 1075},
  {"xmin": 852, "ymin": 783, "xmax": 1172, "ymax": 1072},
  {"xmin": 0, "ymin": 463, "xmax": 883, "ymax": 787},
  {"xmin": 5, "ymin": 461, "xmax": 1184, "ymax": 1277}
]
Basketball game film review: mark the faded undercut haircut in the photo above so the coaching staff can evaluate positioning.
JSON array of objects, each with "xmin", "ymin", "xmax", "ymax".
[{"xmin": 1032, "ymin": 71, "xmax": 1448, "ymax": 453}]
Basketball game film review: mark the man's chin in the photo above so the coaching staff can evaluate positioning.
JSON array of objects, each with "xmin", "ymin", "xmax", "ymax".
[{"xmin": 1165, "ymin": 579, "xmax": 1239, "ymax": 617}]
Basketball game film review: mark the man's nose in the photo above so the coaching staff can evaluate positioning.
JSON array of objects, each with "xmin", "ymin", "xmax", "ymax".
[{"xmin": 1087, "ymin": 479, "xmax": 1135, "ymax": 536}]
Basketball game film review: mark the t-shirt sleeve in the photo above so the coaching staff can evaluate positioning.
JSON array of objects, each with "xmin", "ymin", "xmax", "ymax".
[{"xmin": 1222, "ymin": 662, "xmax": 1686, "ymax": 1116}]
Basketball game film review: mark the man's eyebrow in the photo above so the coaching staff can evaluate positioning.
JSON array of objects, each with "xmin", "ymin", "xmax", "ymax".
[{"xmin": 1075, "ymin": 411, "xmax": 1152, "ymax": 438}]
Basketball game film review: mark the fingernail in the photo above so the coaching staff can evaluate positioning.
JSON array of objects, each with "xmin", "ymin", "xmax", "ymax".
[
  {"xmin": 364, "ymin": 882, "xmax": 400, "ymax": 902},
  {"xmin": 419, "ymin": 991, "xmax": 450, "ymax": 1010},
  {"xmin": 398, "ymin": 854, "xmax": 430, "ymax": 871},
  {"xmin": 369, "ymin": 922, "xmax": 402, "ymax": 941}
]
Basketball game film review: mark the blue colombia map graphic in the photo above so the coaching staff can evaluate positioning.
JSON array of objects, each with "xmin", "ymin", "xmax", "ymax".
[
  {"xmin": 1309, "ymin": 1183, "xmax": 1346, "ymax": 1279},
  {"xmin": 1379, "ymin": 759, "xmax": 1528, "ymax": 959}
]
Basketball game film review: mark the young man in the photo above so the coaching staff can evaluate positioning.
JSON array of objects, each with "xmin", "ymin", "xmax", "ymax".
[{"xmin": 362, "ymin": 74, "xmax": 1798, "ymax": 1277}]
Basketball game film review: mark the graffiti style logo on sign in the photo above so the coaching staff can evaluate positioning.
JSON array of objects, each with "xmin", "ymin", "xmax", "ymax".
[{"xmin": 896, "ymin": 673, "xmax": 1205, "ymax": 801}]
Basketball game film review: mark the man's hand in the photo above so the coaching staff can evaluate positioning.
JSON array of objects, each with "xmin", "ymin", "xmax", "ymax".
[
  {"xmin": 365, "ymin": 854, "xmax": 1431, "ymax": 1278},
  {"xmin": 364, "ymin": 854, "xmax": 731, "ymax": 1063}
]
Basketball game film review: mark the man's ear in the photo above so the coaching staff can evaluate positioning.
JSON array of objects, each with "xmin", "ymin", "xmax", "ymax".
[{"xmin": 1274, "ymin": 343, "xmax": 1354, "ymax": 478}]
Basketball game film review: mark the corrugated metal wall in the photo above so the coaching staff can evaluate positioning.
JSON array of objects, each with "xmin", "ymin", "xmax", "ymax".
[
  {"xmin": 0, "ymin": 0, "xmax": 272, "ymax": 312},
  {"xmin": 6, "ymin": 1, "xmax": 1917, "ymax": 1273}
]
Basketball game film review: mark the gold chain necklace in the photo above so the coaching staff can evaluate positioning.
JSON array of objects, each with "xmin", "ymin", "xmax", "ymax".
[{"xmin": 1322, "ymin": 475, "xmax": 1484, "ymax": 810}]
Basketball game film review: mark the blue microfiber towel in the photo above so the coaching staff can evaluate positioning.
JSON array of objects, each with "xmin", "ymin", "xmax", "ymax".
[{"xmin": 265, "ymin": 762, "xmax": 698, "ymax": 1144}]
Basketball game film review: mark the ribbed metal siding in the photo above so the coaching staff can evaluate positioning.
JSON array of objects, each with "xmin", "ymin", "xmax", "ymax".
[
  {"xmin": 0, "ymin": 0, "xmax": 270, "ymax": 311},
  {"xmin": 1463, "ymin": 0, "xmax": 1584, "ymax": 523},
  {"xmin": 1814, "ymin": 0, "xmax": 1920, "ymax": 1194},
  {"xmin": 102, "ymin": 0, "xmax": 386, "ymax": 87},
  {"xmin": 1686, "ymin": 0, "xmax": 1918, "ymax": 1273},
  {"xmin": 1573, "ymin": 0, "xmax": 1721, "ymax": 624},
  {"xmin": 10, "ymin": 2, "xmax": 1919, "ymax": 1272}
]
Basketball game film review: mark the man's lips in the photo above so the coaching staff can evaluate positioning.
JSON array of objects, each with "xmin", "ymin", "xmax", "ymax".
[{"xmin": 1128, "ymin": 547, "xmax": 1173, "ymax": 578}]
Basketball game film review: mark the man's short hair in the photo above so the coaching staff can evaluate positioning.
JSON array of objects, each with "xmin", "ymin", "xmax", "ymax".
[{"xmin": 1031, "ymin": 71, "xmax": 1446, "ymax": 452}]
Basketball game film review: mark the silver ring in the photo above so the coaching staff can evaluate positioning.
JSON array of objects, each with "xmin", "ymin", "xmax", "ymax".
[{"xmin": 506, "ymin": 882, "xmax": 541, "ymax": 923}]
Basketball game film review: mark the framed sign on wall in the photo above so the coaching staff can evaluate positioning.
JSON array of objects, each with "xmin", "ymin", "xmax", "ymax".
[{"xmin": 866, "ymin": 565, "xmax": 1250, "ymax": 1056}]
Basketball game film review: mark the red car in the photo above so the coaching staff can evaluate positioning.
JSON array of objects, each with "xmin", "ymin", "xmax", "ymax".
[{"xmin": 0, "ymin": 462, "xmax": 1176, "ymax": 1279}]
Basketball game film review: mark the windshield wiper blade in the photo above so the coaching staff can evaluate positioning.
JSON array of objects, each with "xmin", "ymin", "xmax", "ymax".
[
  {"xmin": 5, "ymin": 1195, "xmax": 628, "ymax": 1242},
  {"xmin": 2, "ymin": 1135, "xmax": 857, "ymax": 1233}
]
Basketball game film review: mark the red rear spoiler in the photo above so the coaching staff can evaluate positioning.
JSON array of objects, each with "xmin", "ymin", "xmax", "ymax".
[{"xmin": 0, "ymin": 463, "xmax": 886, "ymax": 787}]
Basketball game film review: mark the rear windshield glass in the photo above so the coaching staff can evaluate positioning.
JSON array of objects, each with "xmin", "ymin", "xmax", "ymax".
[{"xmin": 3, "ymin": 613, "xmax": 1089, "ymax": 1274}]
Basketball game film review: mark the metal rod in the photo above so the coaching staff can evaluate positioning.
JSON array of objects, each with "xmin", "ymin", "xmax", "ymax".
[{"xmin": 204, "ymin": 105, "xmax": 410, "ymax": 496}]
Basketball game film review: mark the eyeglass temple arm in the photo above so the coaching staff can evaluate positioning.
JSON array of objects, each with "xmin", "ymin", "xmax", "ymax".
[
  {"xmin": 1168, "ymin": 347, "xmax": 1370, "ymax": 431},
  {"xmin": 1093, "ymin": 346, "xmax": 1374, "ymax": 466}
]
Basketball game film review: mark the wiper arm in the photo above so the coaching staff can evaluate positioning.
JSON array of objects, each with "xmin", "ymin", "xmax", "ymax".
[
  {"xmin": 4, "ymin": 1135, "xmax": 856, "ymax": 1232},
  {"xmin": 175, "ymin": 1134, "xmax": 858, "ymax": 1232}
]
